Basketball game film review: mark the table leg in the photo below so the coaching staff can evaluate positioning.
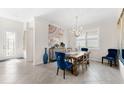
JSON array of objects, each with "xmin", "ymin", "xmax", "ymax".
[{"xmin": 72, "ymin": 60, "xmax": 79, "ymax": 76}]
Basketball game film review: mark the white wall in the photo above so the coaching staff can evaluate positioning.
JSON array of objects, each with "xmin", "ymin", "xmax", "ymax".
[
  {"xmin": 59, "ymin": 28, "xmax": 68, "ymax": 48},
  {"xmin": 33, "ymin": 16, "xmax": 49, "ymax": 65},
  {"xmin": 24, "ymin": 30, "xmax": 33, "ymax": 62},
  {"xmin": 119, "ymin": 60, "xmax": 124, "ymax": 80},
  {"xmin": 118, "ymin": 10, "xmax": 124, "ymax": 80},
  {"xmin": 0, "ymin": 17, "xmax": 24, "ymax": 60},
  {"xmin": 66, "ymin": 16, "xmax": 120, "ymax": 62},
  {"xmin": 24, "ymin": 20, "xmax": 34, "ymax": 62},
  {"xmin": 33, "ymin": 16, "xmax": 67, "ymax": 65}
]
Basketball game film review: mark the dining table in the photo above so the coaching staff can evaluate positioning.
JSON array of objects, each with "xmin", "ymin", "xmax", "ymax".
[{"xmin": 66, "ymin": 51, "xmax": 90, "ymax": 76}]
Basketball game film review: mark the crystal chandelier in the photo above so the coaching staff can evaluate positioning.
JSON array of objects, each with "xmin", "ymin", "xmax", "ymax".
[{"xmin": 72, "ymin": 16, "xmax": 83, "ymax": 37}]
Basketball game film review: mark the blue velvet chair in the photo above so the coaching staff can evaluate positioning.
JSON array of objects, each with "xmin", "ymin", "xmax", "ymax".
[
  {"xmin": 55, "ymin": 52, "xmax": 73, "ymax": 79},
  {"xmin": 102, "ymin": 49, "xmax": 118, "ymax": 66},
  {"xmin": 81, "ymin": 48, "xmax": 88, "ymax": 52}
]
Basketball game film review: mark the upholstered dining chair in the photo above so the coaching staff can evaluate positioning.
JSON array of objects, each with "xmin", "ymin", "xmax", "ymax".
[
  {"xmin": 80, "ymin": 53, "xmax": 88, "ymax": 70},
  {"xmin": 81, "ymin": 48, "xmax": 88, "ymax": 52},
  {"xmin": 102, "ymin": 49, "xmax": 118, "ymax": 67},
  {"xmin": 81, "ymin": 48, "xmax": 90, "ymax": 64},
  {"xmin": 55, "ymin": 52, "xmax": 73, "ymax": 79}
]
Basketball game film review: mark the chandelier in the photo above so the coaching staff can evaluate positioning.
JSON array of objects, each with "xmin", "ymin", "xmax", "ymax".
[{"xmin": 72, "ymin": 16, "xmax": 83, "ymax": 37}]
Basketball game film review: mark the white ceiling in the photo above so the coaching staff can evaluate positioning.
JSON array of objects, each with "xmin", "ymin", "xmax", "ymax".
[
  {"xmin": 0, "ymin": 8, "xmax": 57, "ymax": 21},
  {"xmin": 0, "ymin": 8, "xmax": 121, "ymax": 28}
]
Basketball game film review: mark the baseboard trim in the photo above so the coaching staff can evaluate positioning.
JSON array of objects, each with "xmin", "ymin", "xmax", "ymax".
[
  {"xmin": 0, "ymin": 57, "xmax": 24, "ymax": 62},
  {"xmin": 0, "ymin": 59, "xmax": 9, "ymax": 62}
]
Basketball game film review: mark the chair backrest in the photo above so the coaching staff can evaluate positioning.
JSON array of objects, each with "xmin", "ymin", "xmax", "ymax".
[
  {"xmin": 107, "ymin": 49, "xmax": 118, "ymax": 58},
  {"xmin": 55, "ymin": 52, "xmax": 66, "ymax": 70},
  {"xmin": 81, "ymin": 48, "xmax": 88, "ymax": 52}
]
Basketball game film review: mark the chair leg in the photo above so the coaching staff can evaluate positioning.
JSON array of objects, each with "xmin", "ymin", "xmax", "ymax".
[
  {"xmin": 56, "ymin": 67, "xmax": 59, "ymax": 75},
  {"xmin": 110, "ymin": 61, "xmax": 112, "ymax": 67},
  {"xmin": 114, "ymin": 60, "xmax": 117, "ymax": 66},
  {"xmin": 71, "ymin": 65, "xmax": 73, "ymax": 74},
  {"xmin": 102, "ymin": 58, "xmax": 103, "ymax": 64},
  {"xmin": 87, "ymin": 60, "xmax": 89, "ymax": 64},
  {"xmin": 63, "ymin": 69, "xmax": 65, "ymax": 79},
  {"xmin": 85, "ymin": 63, "xmax": 87, "ymax": 69}
]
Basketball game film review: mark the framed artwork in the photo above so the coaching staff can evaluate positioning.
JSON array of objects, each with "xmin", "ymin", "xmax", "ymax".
[{"xmin": 48, "ymin": 24, "xmax": 64, "ymax": 47}]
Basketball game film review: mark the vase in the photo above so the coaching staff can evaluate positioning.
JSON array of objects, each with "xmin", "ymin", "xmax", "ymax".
[{"xmin": 43, "ymin": 48, "xmax": 48, "ymax": 64}]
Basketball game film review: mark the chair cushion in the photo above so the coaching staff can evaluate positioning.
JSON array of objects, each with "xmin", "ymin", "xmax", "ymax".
[
  {"xmin": 65, "ymin": 61, "xmax": 73, "ymax": 70},
  {"xmin": 102, "ymin": 56, "xmax": 115, "ymax": 61},
  {"xmin": 107, "ymin": 57, "xmax": 115, "ymax": 61},
  {"xmin": 102, "ymin": 56, "xmax": 107, "ymax": 59}
]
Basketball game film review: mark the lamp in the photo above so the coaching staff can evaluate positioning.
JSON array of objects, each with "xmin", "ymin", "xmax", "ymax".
[{"xmin": 72, "ymin": 16, "xmax": 83, "ymax": 37}]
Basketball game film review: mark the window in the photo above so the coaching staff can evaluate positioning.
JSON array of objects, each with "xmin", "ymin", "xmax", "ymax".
[
  {"xmin": 5, "ymin": 32, "xmax": 16, "ymax": 57},
  {"xmin": 76, "ymin": 33, "xmax": 86, "ymax": 48},
  {"xmin": 76, "ymin": 29, "xmax": 99, "ymax": 49},
  {"xmin": 0, "ymin": 31, "xmax": 16, "ymax": 58}
]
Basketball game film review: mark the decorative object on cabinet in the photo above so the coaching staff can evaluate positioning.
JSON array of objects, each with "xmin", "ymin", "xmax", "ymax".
[
  {"xmin": 43, "ymin": 48, "xmax": 48, "ymax": 64},
  {"xmin": 66, "ymin": 48, "xmax": 72, "ymax": 52},
  {"xmin": 60, "ymin": 42, "xmax": 65, "ymax": 48}
]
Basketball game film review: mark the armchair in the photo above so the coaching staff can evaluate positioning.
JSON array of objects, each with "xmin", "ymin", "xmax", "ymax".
[
  {"xmin": 55, "ymin": 52, "xmax": 73, "ymax": 79},
  {"xmin": 102, "ymin": 49, "xmax": 118, "ymax": 67}
]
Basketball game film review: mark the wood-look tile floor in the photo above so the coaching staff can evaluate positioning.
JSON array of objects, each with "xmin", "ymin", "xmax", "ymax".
[{"xmin": 0, "ymin": 59, "xmax": 124, "ymax": 84}]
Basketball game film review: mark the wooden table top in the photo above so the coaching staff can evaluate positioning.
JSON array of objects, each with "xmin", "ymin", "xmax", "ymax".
[{"xmin": 66, "ymin": 51, "xmax": 88, "ymax": 58}]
